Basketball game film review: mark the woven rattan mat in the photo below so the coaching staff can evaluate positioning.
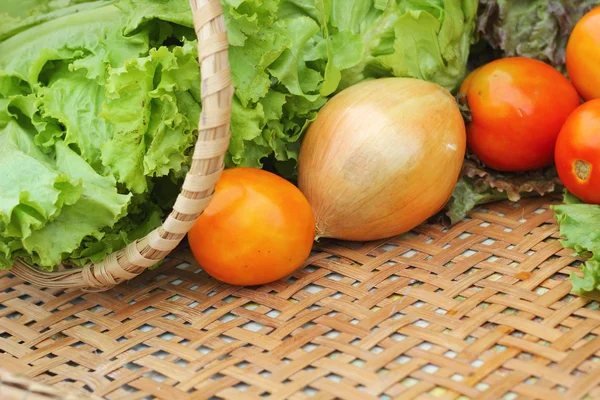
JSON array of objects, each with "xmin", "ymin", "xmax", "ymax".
[{"xmin": 1, "ymin": 198, "xmax": 599, "ymax": 400}]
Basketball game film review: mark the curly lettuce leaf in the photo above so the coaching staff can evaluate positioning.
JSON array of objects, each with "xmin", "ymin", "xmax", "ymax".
[
  {"xmin": 268, "ymin": 17, "xmax": 323, "ymax": 100},
  {"xmin": 553, "ymin": 192, "xmax": 600, "ymax": 296},
  {"xmin": 68, "ymin": 193, "xmax": 163, "ymax": 266},
  {"xmin": 0, "ymin": 5, "xmax": 125, "ymax": 85},
  {"xmin": 101, "ymin": 41, "xmax": 200, "ymax": 193},
  {"xmin": 39, "ymin": 69, "xmax": 113, "ymax": 171},
  {"xmin": 378, "ymin": 0, "xmax": 479, "ymax": 92},
  {"xmin": 0, "ymin": 118, "xmax": 82, "ymax": 241},
  {"xmin": 285, "ymin": 0, "xmax": 479, "ymax": 93},
  {"xmin": 117, "ymin": 0, "xmax": 194, "ymax": 35},
  {"xmin": 0, "ymin": 0, "xmax": 116, "ymax": 42},
  {"xmin": 0, "ymin": 127, "xmax": 131, "ymax": 269},
  {"xmin": 18, "ymin": 143, "xmax": 131, "ymax": 268},
  {"xmin": 447, "ymin": 159, "xmax": 562, "ymax": 224}
]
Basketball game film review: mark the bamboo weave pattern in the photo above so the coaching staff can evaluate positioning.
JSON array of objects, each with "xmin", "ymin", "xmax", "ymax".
[{"xmin": 0, "ymin": 199, "xmax": 598, "ymax": 399}]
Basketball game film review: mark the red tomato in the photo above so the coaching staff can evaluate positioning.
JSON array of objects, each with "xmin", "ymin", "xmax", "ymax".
[
  {"xmin": 566, "ymin": 7, "xmax": 600, "ymax": 101},
  {"xmin": 188, "ymin": 167, "xmax": 315, "ymax": 286},
  {"xmin": 459, "ymin": 57, "xmax": 581, "ymax": 172},
  {"xmin": 555, "ymin": 99, "xmax": 600, "ymax": 204}
]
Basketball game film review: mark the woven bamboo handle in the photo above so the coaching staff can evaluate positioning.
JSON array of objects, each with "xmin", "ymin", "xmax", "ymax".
[{"xmin": 10, "ymin": 0, "xmax": 233, "ymax": 291}]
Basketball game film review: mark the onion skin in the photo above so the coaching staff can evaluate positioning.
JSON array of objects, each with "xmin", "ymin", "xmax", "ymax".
[{"xmin": 298, "ymin": 78, "xmax": 466, "ymax": 242}]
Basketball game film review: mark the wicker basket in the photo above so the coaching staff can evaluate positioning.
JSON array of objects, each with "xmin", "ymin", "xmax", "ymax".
[
  {"xmin": 4, "ymin": 1, "xmax": 600, "ymax": 399},
  {"xmin": 10, "ymin": 0, "xmax": 233, "ymax": 292}
]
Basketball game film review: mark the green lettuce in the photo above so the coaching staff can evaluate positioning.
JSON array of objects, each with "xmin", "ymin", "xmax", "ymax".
[
  {"xmin": 0, "ymin": 0, "xmax": 478, "ymax": 270},
  {"xmin": 0, "ymin": 0, "xmax": 117, "ymax": 42},
  {"xmin": 554, "ymin": 193, "xmax": 600, "ymax": 297},
  {"xmin": 0, "ymin": 1, "xmax": 199, "ymax": 269}
]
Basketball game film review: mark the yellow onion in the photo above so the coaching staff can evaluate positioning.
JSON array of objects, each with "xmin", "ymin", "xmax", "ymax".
[{"xmin": 298, "ymin": 78, "xmax": 466, "ymax": 241}]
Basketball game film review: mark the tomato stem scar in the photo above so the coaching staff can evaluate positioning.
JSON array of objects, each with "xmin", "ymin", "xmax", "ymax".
[{"xmin": 574, "ymin": 160, "xmax": 591, "ymax": 181}]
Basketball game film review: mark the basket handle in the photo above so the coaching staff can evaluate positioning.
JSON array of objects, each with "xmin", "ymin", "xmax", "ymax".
[{"xmin": 10, "ymin": 0, "xmax": 233, "ymax": 291}]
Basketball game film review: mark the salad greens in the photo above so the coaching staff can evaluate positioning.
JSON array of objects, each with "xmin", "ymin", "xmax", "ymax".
[
  {"xmin": 447, "ymin": 160, "xmax": 562, "ymax": 225},
  {"xmin": 554, "ymin": 193, "xmax": 600, "ymax": 297},
  {"xmin": 474, "ymin": 0, "xmax": 600, "ymax": 72},
  {"xmin": 0, "ymin": 0, "xmax": 479, "ymax": 270}
]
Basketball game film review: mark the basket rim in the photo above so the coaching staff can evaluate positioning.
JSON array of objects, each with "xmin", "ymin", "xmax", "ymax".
[{"xmin": 11, "ymin": 0, "xmax": 233, "ymax": 292}]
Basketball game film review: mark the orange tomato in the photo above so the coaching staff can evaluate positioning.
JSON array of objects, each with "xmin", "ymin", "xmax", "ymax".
[
  {"xmin": 460, "ymin": 57, "xmax": 581, "ymax": 172},
  {"xmin": 566, "ymin": 7, "xmax": 600, "ymax": 101},
  {"xmin": 555, "ymin": 99, "xmax": 600, "ymax": 204},
  {"xmin": 188, "ymin": 167, "xmax": 315, "ymax": 286}
]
